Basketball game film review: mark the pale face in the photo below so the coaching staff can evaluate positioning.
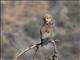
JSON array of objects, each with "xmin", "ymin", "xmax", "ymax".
[{"xmin": 45, "ymin": 17, "xmax": 52, "ymax": 23}]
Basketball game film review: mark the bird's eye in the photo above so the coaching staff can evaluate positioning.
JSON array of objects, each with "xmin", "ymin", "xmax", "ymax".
[{"xmin": 47, "ymin": 17, "xmax": 48, "ymax": 19}]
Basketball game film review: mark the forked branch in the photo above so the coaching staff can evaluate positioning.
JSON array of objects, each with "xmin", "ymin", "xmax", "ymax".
[
  {"xmin": 14, "ymin": 43, "xmax": 41, "ymax": 60},
  {"xmin": 14, "ymin": 40, "xmax": 59, "ymax": 60}
]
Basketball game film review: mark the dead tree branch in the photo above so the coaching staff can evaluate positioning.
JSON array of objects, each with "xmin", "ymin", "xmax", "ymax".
[
  {"xmin": 14, "ymin": 40, "xmax": 59, "ymax": 60},
  {"xmin": 14, "ymin": 43, "xmax": 41, "ymax": 60}
]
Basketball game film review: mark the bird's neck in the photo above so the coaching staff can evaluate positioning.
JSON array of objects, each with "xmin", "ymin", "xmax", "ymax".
[{"xmin": 44, "ymin": 22, "xmax": 53, "ymax": 25}]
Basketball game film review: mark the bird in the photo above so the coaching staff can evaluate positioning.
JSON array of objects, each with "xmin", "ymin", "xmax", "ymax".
[{"xmin": 40, "ymin": 14, "xmax": 56, "ymax": 46}]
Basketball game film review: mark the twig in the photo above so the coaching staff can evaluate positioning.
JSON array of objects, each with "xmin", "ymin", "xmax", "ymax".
[
  {"xmin": 14, "ymin": 43, "xmax": 41, "ymax": 60},
  {"xmin": 33, "ymin": 45, "xmax": 39, "ymax": 60},
  {"xmin": 51, "ymin": 40, "xmax": 58, "ymax": 60}
]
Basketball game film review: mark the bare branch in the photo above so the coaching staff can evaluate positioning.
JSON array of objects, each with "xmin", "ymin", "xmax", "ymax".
[
  {"xmin": 14, "ymin": 43, "xmax": 41, "ymax": 60},
  {"xmin": 14, "ymin": 40, "xmax": 59, "ymax": 60}
]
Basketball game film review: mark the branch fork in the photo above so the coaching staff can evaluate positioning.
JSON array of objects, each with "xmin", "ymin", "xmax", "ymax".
[{"xmin": 14, "ymin": 40, "xmax": 59, "ymax": 60}]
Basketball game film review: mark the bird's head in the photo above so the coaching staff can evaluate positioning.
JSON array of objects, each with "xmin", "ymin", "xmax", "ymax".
[{"xmin": 43, "ymin": 14, "xmax": 54, "ymax": 23}]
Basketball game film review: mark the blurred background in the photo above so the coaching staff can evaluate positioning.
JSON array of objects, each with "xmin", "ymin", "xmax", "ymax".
[{"xmin": 1, "ymin": 0, "xmax": 80, "ymax": 60}]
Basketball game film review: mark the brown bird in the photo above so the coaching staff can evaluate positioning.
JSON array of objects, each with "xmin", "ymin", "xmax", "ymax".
[{"xmin": 40, "ymin": 14, "xmax": 56, "ymax": 46}]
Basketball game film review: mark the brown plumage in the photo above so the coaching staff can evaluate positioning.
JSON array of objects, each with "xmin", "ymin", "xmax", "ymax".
[{"xmin": 40, "ymin": 14, "xmax": 55, "ymax": 45}]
